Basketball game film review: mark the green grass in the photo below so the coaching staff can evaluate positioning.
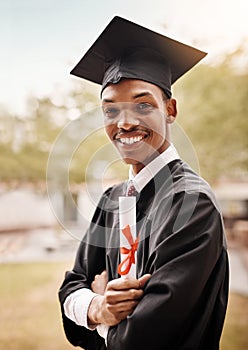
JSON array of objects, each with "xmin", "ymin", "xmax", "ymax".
[
  {"xmin": 0, "ymin": 261, "xmax": 247, "ymax": 350},
  {"xmin": 0, "ymin": 261, "xmax": 75, "ymax": 350},
  {"xmin": 221, "ymin": 292, "xmax": 248, "ymax": 350}
]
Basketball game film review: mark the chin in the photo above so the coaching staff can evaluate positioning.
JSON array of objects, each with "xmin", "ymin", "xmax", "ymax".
[
  {"xmin": 121, "ymin": 154, "xmax": 153, "ymax": 168},
  {"xmin": 121, "ymin": 156, "xmax": 140, "ymax": 165}
]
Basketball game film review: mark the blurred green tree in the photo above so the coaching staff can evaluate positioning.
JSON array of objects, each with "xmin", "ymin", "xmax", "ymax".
[{"xmin": 174, "ymin": 46, "xmax": 248, "ymax": 183}]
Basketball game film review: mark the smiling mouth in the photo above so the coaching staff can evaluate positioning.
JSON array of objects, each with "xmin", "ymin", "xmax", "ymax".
[
  {"xmin": 118, "ymin": 135, "xmax": 145, "ymax": 145},
  {"xmin": 115, "ymin": 131, "xmax": 148, "ymax": 145}
]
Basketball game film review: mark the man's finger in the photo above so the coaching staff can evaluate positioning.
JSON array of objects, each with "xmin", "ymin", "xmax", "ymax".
[{"xmin": 138, "ymin": 274, "xmax": 151, "ymax": 288}]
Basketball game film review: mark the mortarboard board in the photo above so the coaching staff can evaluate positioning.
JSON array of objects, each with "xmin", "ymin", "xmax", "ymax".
[{"xmin": 71, "ymin": 16, "xmax": 207, "ymax": 98}]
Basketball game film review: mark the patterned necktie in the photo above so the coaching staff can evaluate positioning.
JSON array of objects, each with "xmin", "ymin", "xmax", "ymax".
[{"xmin": 126, "ymin": 181, "xmax": 137, "ymax": 196}]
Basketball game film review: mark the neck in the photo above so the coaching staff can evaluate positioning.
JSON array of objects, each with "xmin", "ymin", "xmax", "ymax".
[{"xmin": 132, "ymin": 140, "xmax": 170, "ymax": 175}]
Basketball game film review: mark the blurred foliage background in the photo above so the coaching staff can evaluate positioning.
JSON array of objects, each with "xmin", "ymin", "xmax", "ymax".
[{"xmin": 0, "ymin": 46, "xmax": 247, "ymax": 186}]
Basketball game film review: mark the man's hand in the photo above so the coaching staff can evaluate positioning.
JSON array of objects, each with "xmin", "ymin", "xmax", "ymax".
[
  {"xmin": 91, "ymin": 270, "xmax": 108, "ymax": 295},
  {"xmin": 88, "ymin": 274, "xmax": 151, "ymax": 327}
]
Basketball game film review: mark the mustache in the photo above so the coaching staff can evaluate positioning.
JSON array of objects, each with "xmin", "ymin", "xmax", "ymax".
[{"xmin": 115, "ymin": 127, "xmax": 149, "ymax": 136}]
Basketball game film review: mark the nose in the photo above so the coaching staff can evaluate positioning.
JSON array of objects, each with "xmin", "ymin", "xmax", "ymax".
[{"xmin": 117, "ymin": 108, "xmax": 139, "ymax": 130}]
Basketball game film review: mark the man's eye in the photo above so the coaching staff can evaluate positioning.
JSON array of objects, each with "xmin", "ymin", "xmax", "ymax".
[
  {"xmin": 135, "ymin": 103, "xmax": 153, "ymax": 114},
  {"xmin": 103, "ymin": 107, "xmax": 119, "ymax": 118}
]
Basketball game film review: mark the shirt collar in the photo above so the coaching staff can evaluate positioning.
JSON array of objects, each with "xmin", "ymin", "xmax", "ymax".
[{"xmin": 128, "ymin": 144, "xmax": 180, "ymax": 192}]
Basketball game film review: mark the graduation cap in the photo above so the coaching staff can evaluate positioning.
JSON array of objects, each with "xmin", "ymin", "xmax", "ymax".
[{"xmin": 71, "ymin": 16, "xmax": 207, "ymax": 98}]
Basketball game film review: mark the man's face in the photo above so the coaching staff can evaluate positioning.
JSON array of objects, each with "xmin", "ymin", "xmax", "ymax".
[{"xmin": 101, "ymin": 79, "xmax": 174, "ymax": 174}]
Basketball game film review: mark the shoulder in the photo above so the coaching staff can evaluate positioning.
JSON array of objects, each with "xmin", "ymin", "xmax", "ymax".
[
  {"xmin": 95, "ymin": 182, "xmax": 126, "ymax": 211},
  {"xmin": 167, "ymin": 160, "xmax": 221, "ymax": 213}
]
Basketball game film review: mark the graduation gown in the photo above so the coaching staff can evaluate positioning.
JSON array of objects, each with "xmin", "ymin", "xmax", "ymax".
[{"xmin": 58, "ymin": 159, "xmax": 229, "ymax": 350}]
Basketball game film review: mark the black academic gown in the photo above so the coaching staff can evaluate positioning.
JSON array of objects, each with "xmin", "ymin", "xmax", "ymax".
[{"xmin": 59, "ymin": 159, "xmax": 229, "ymax": 350}]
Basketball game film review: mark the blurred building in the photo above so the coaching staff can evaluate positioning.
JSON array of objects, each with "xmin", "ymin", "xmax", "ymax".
[{"xmin": 214, "ymin": 180, "xmax": 248, "ymax": 246}]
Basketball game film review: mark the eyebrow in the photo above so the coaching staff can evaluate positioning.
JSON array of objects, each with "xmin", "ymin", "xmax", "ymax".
[
  {"xmin": 133, "ymin": 92, "xmax": 153, "ymax": 99},
  {"xmin": 102, "ymin": 98, "xmax": 114, "ymax": 103},
  {"xmin": 102, "ymin": 91, "xmax": 153, "ymax": 104}
]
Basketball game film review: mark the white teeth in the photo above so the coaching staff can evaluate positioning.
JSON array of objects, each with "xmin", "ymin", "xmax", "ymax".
[{"xmin": 119, "ymin": 136, "xmax": 143, "ymax": 144}]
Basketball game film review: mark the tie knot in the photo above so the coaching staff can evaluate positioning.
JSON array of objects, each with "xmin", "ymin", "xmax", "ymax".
[{"xmin": 126, "ymin": 182, "xmax": 137, "ymax": 196}]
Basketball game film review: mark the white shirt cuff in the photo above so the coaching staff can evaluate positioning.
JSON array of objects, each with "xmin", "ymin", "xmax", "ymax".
[{"xmin": 63, "ymin": 288, "xmax": 98, "ymax": 329}]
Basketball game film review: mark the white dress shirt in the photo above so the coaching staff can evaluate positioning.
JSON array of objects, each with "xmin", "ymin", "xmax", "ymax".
[{"xmin": 63, "ymin": 144, "xmax": 180, "ymax": 339}]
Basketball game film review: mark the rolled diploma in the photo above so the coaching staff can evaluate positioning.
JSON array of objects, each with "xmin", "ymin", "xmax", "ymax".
[{"xmin": 119, "ymin": 196, "xmax": 136, "ymax": 279}]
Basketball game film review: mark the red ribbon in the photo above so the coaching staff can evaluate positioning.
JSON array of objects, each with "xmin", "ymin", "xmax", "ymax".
[{"xmin": 118, "ymin": 224, "xmax": 139, "ymax": 276}]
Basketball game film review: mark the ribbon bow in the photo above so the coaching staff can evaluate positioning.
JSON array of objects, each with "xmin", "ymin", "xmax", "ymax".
[{"xmin": 118, "ymin": 224, "xmax": 139, "ymax": 276}]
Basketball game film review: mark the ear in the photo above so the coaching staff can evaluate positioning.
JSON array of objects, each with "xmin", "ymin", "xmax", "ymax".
[{"xmin": 165, "ymin": 98, "xmax": 177, "ymax": 123}]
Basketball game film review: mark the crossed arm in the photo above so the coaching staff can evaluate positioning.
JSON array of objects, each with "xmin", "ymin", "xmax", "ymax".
[{"xmin": 89, "ymin": 271, "xmax": 151, "ymax": 327}]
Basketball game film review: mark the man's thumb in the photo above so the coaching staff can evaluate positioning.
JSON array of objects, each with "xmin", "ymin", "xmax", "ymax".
[{"xmin": 138, "ymin": 274, "xmax": 151, "ymax": 288}]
